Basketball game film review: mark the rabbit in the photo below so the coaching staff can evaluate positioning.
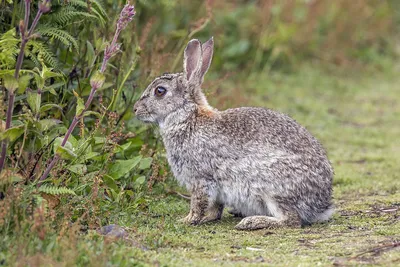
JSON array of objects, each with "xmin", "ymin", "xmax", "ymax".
[{"xmin": 133, "ymin": 37, "xmax": 334, "ymax": 230}]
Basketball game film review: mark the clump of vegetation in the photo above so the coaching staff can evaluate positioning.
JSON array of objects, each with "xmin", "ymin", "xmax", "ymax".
[{"xmin": 0, "ymin": 0, "xmax": 399, "ymax": 265}]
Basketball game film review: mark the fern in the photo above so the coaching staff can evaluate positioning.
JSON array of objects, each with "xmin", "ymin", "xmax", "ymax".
[
  {"xmin": 39, "ymin": 185, "xmax": 76, "ymax": 196},
  {"xmin": 37, "ymin": 26, "xmax": 79, "ymax": 52},
  {"xmin": 47, "ymin": 6, "xmax": 103, "ymax": 26},
  {"xmin": 67, "ymin": 0, "xmax": 88, "ymax": 9},
  {"xmin": 26, "ymin": 40, "xmax": 58, "ymax": 68},
  {"xmin": 68, "ymin": 0, "xmax": 108, "ymax": 21},
  {"xmin": 90, "ymin": 0, "xmax": 109, "ymax": 20},
  {"xmin": 0, "ymin": 29, "xmax": 20, "ymax": 69}
]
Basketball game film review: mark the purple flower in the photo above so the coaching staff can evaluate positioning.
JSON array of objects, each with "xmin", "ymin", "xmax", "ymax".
[
  {"xmin": 117, "ymin": 4, "xmax": 136, "ymax": 31},
  {"xmin": 39, "ymin": 0, "xmax": 51, "ymax": 14}
]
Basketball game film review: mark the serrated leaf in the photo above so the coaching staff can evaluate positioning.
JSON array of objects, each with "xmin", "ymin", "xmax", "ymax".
[
  {"xmin": 139, "ymin": 157, "xmax": 153, "ymax": 170},
  {"xmin": 27, "ymin": 89, "xmax": 41, "ymax": 114},
  {"xmin": 108, "ymin": 156, "xmax": 142, "ymax": 179},
  {"xmin": 0, "ymin": 125, "xmax": 24, "ymax": 142}
]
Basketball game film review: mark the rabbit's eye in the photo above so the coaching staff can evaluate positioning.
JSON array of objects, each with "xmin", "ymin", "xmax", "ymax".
[{"xmin": 155, "ymin": 86, "xmax": 167, "ymax": 97}]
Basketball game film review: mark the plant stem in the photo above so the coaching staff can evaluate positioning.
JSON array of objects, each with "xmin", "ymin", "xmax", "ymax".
[
  {"xmin": 38, "ymin": 4, "xmax": 136, "ymax": 183},
  {"xmin": 27, "ymin": 10, "xmax": 43, "ymax": 37},
  {"xmin": 0, "ymin": 0, "xmax": 36, "ymax": 173},
  {"xmin": 39, "ymin": 155, "xmax": 60, "ymax": 183}
]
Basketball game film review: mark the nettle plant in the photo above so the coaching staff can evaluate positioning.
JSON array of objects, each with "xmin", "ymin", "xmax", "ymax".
[{"xmin": 0, "ymin": 0, "xmax": 160, "ymax": 212}]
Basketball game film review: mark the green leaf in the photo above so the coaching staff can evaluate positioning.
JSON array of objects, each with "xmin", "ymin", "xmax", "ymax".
[
  {"xmin": 3, "ymin": 75, "xmax": 18, "ymax": 93},
  {"xmin": 38, "ymin": 119, "xmax": 61, "ymax": 132},
  {"xmin": 135, "ymin": 176, "xmax": 146, "ymax": 186},
  {"xmin": 139, "ymin": 157, "xmax": 153, "ymax": 170},
  {"xmin": 0, "ymin": 125, "xmax": 24, "ymax": 142},
  {"xmin": 67, "ymin": 164, "xmax": 87, "ymax": 175},
  {"xmin": 94, "ymin": 137, "xmax": 106, "ymax": 144},
  {"xmin": 75, "ymin": 92, "xmax": 85, "ymax": 116},
  {"xmin": 33, "ymin": 72, "xmax": 45, "ymax": 89},
  {"xmin": 27, "ymin": 89, "xmax": 41, "ymax": 114},
  {"xmin": 108, "ymin": 156, "xmax": 142, "ymax": 179},
  {"xmin": 53, "ymin": 137, "xmax": 76, "ymax": 160},
  {"xmin": 17, "ymin": 74, "xmax": 32, "ymax": 94},
  {"xmin": 82, "ymin": 151, "xmax": 100, "ymax": 160},
  {"xmin": 56, "ymin": 146, "xmax": 77, "ymax": 160},
  {"xmin": 114, "ymin": 141, "xmax": 132, "ymax": 153},
  {"xmin": 40, "ymin": 104, "xmax": 63, "ymax": 113},
  {"xmin": 103, "ymin": 175, "xmax": 118, "ymax": 191},
  {"xmin": 0, "ymin": 172, "xmax": 24, "ymax": 186},
  {"xmin": 83, "ymin": 111, "xmax": 101, "ymax": 118},
  {"xmin": 86, "ymin": 41, "xmax": 96, "ymax": 66}
]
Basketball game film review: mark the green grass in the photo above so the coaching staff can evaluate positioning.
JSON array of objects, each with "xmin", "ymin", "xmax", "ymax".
[{"xmin": 3, "ymin": 65, "xmax": 400, "ymax": 266}]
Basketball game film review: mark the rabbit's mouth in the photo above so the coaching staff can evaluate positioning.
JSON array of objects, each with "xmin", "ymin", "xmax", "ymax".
[{"xmin": 135, "ymin": 110, "xmax": 156, "ymax": 123}]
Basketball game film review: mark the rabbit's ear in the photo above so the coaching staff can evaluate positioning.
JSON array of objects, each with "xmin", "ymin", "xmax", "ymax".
[
  {"xmin": 200, "ymin": 37, "xmax": 214, "ymax": 78},
  {"xmin": 184, "ymin": 39, "xmax": 202, "ymax": 82}
]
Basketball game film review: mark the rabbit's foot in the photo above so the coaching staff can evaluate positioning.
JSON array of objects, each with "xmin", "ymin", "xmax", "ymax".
[
  {"xmin": 179, "ymin": 212, "xmax": 202, "ymax": 225},
  {"xmin": 234, "ymin": 216, "xmax": 282, "ymax": 230},
  {"xmin": 235, "ymin": 215, "xmax": 301, "ymax": 230}
]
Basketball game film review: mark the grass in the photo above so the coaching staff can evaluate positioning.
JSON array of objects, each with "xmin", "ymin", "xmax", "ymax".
[{"xmin": 3, "ymin": 64, "xmax": 400, "ymax": 266}]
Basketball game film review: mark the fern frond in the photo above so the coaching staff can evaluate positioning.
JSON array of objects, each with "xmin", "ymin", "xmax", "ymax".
[
  {"xmin": 48, "ymin": 6, "xmax": 100, "ymax": 25},
  {"xmin": 26, "ymin": 40, "xmax": 58, "ymax": 68},
  {"xmin": 89, "ymin": 8, "xmax": 107, "ymax": 26},
  {"xmin": 39, "ymin": 185, "xmax": 76, "ymax": 195},
  {"xmin": 90, "ymin": 0, "xmax": 109, "ymax": 20},
  {"xmin": 0, "ymin": 29, "xmax": 20, "ymax": 69},
  {"xmin": 67, "ymin": 0, "xmax": 88, "ymax": 9},
  {"xmin": 37, "ymin": 26, "xmax": 79, "ymax": 52}
]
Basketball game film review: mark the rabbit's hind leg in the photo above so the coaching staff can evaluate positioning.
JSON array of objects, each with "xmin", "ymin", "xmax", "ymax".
[
  {"xmin": 200, "ymin": 202, "xmax": 224, "ymax": 224},
  {"xmin": 228, "ymin": 208, "xmax": 244, "ymax": 218},
  {"xmin": 234, "ymin": 213, "xmax": 301, "ymax": 230}
]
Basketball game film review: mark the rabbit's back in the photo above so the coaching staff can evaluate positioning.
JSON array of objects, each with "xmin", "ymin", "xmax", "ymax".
[
  {"xmin": 162, "ymin": 106, "xmax": 333, "ymax": 223},
  {"xmin": 216, "ymin": 107, "xmax": 327, "ymax": 158}
]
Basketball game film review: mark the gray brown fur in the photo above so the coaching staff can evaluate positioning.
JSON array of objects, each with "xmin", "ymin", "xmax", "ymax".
[{"xmin": 133, "ymin": 38, "xmax": 334, "ymax": 230}]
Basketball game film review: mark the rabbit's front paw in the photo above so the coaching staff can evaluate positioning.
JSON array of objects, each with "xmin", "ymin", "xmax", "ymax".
[{"xmin": 179, "ymin": 212, "xmax": 202, "ymax": 225}]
